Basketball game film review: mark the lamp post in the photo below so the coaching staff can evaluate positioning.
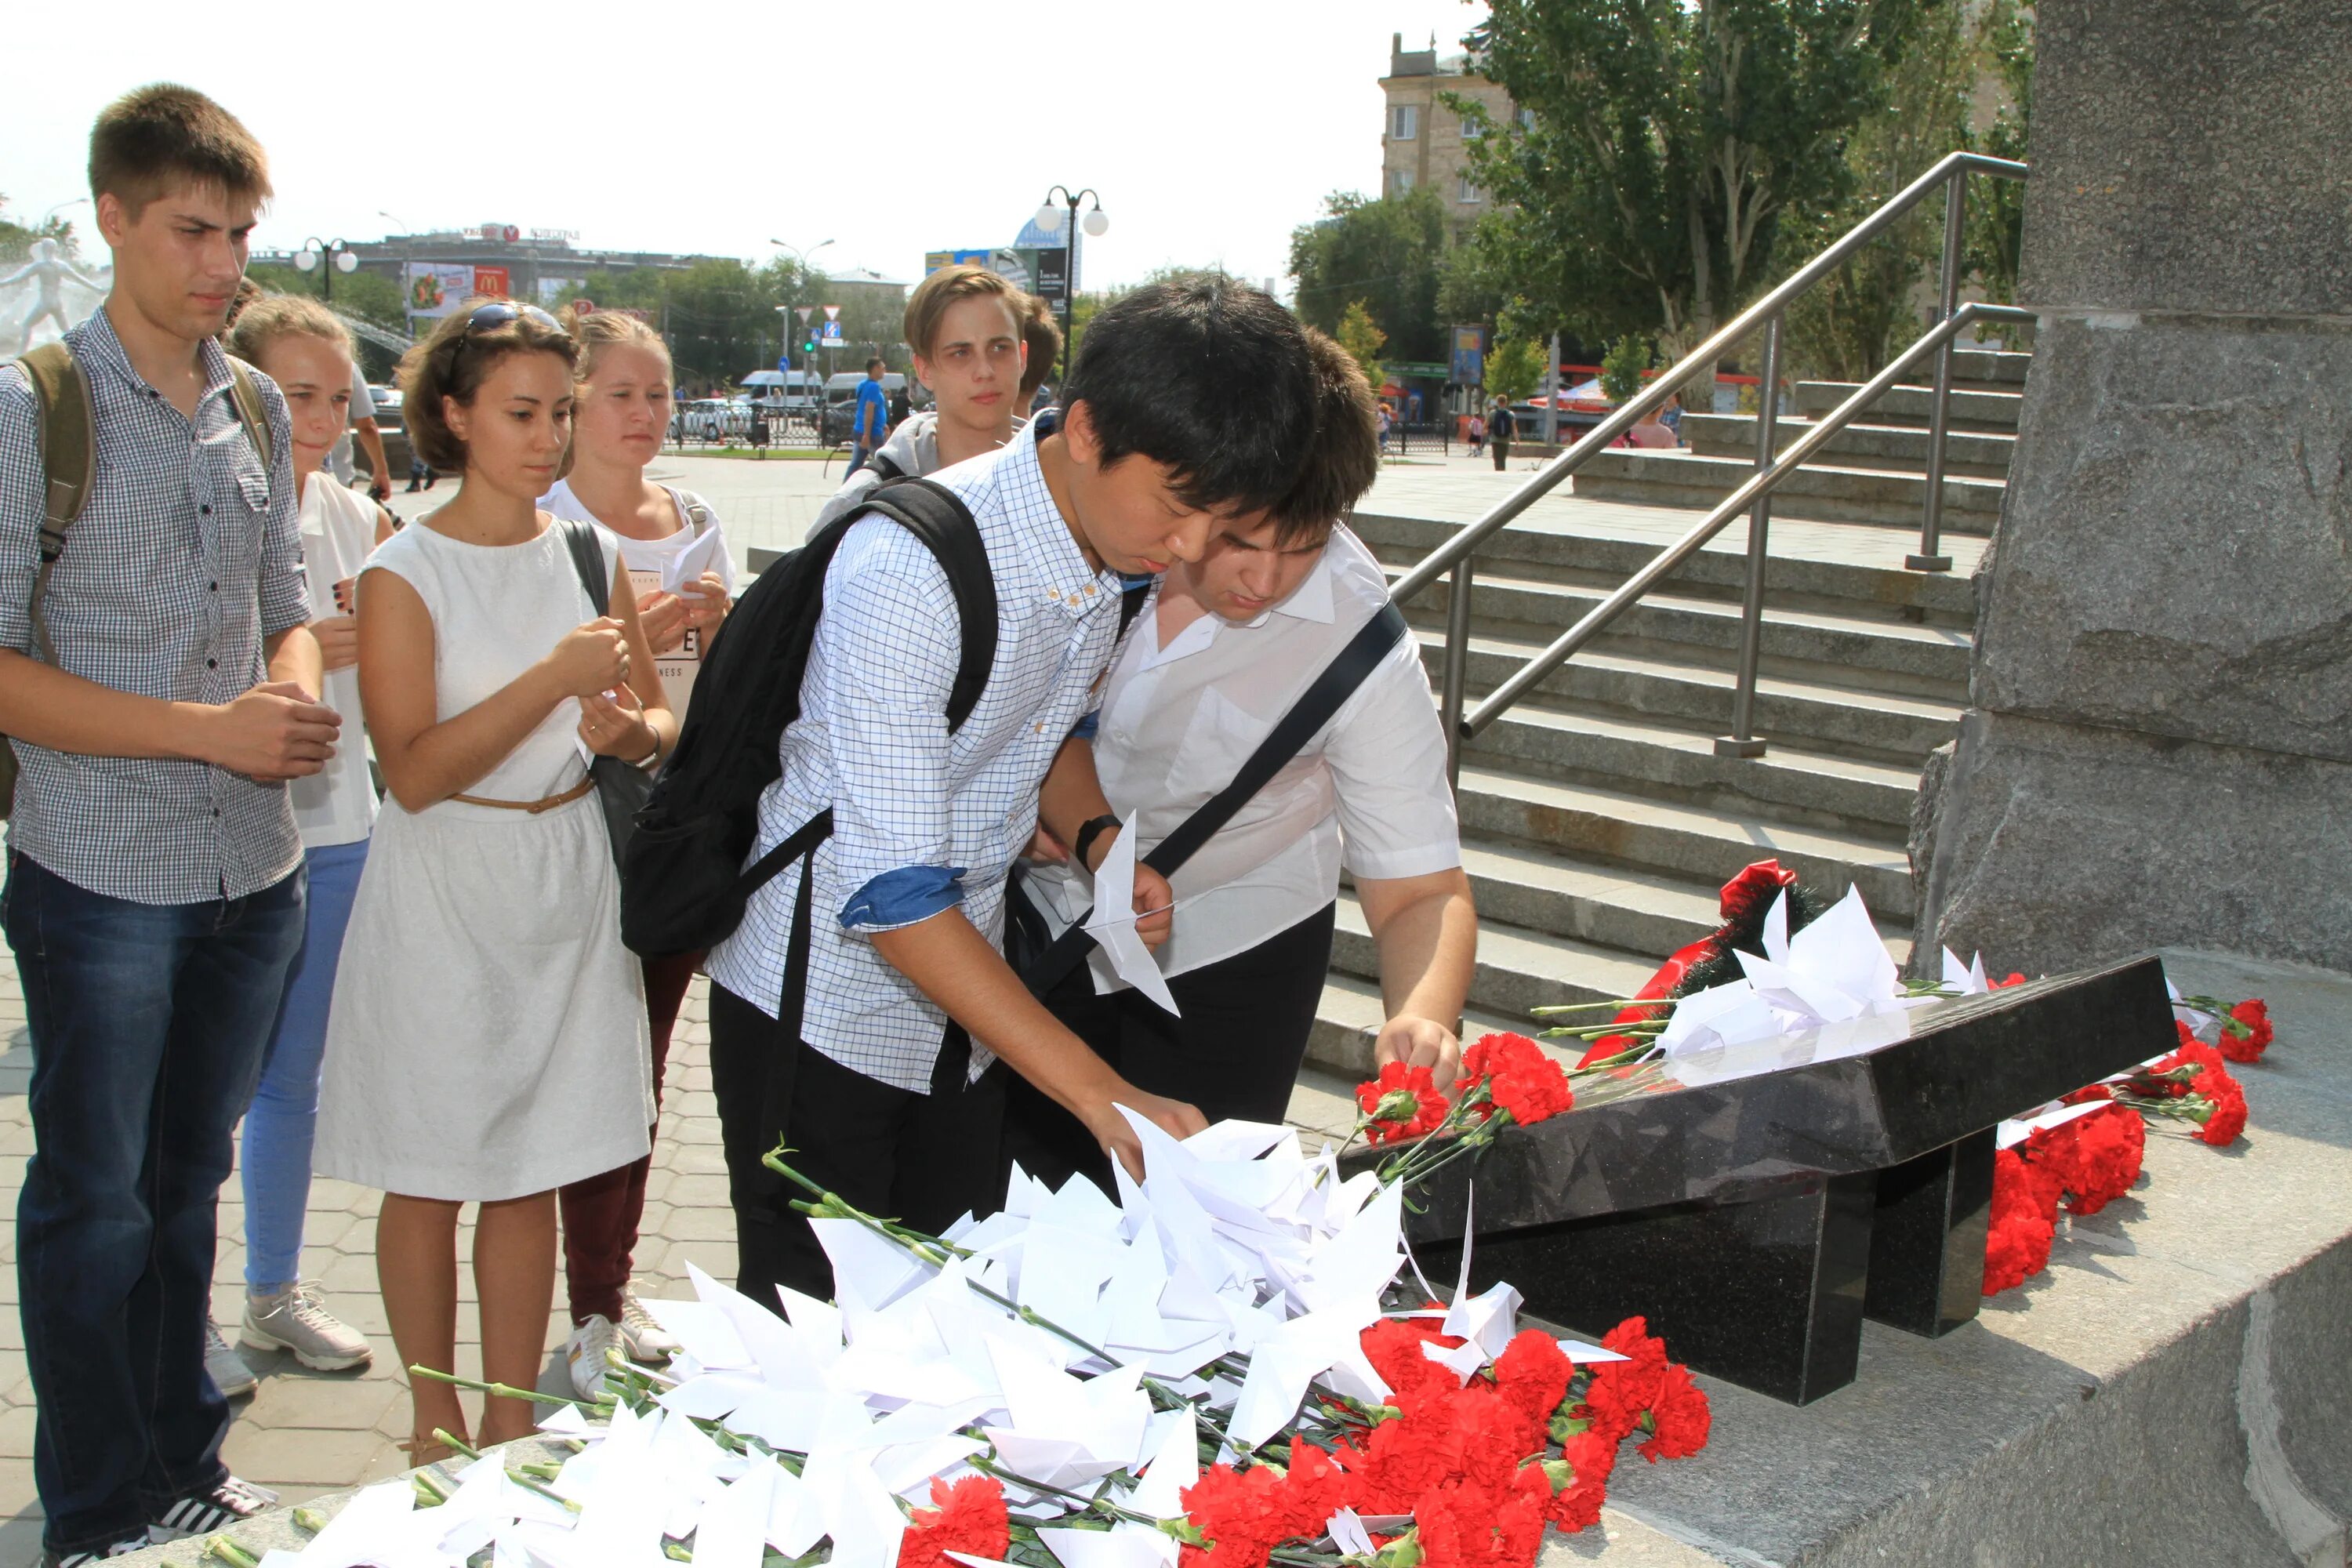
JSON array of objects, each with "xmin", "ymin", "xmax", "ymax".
[
  {"xmin": 771, "ymin": 238, "xmax": 834, "ymax": 426},
  {"xmin": 38, "ymin": 198, "xmax": 89, "ymax": 230},
  {"xmin": 1033, "ymin": 187, "xmax": 1107, "ymax": 373},
  {"xmin": 294, "ymin": 237, "xmax": 359, "ymax": 303}
]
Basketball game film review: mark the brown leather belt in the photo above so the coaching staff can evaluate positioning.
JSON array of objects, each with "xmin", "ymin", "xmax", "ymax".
[{"xmin": 448, "ymin": 775, "xmax": 596, "ymax": 814}]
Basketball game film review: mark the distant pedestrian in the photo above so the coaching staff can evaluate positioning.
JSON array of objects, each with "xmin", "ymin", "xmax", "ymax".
[
  {"xmin": 846, "ymin": 354, "xmax": 889, "ymax": 474},
  {"xmin": 1377, "ymin": 402, "xmax": 1393, "ymax": 456},
  {"xmin": 1467, "ymin": 412, "xmax": 1486, "ymax": 456},
  {"xmin": 1490, "ymin": 395, "xmax": 1515, "ymax": 470},
  {"xmin": 1661, "ymin": 388, "xmax": 1685, "ymax": 445},
  {"xmin": 888, "ymin": 381, "xmax": 912, "ymax": 426}
]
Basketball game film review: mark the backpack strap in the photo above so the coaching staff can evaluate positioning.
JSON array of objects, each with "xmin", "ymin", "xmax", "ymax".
[
  {"xmin": 865, "ymin": 451, "xmax": 904, "ymax": 482},
  {"xmin": 14, "ymin": 342, "xmax": 95, "ymax": 665},
  {"xmin": 222, "ymin": 355, "xmax": 275, "ymax": 472},
  {"xmin": 853, "ymin": 476, "xmax": 997, "ymax": 731},
  {"xmin": 1022, "ymin": 600, "xmax": 1412, "ymax": 994}
]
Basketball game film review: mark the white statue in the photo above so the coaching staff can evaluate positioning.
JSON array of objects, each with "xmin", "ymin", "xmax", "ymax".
[{"xmin": 1, "ymin": 240, "xmax": 109, "ymax": 356}]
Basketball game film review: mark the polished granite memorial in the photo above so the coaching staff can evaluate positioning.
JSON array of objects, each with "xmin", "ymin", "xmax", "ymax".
[{"xmin": 1345, "ymin": 956, "xmax": 2177, "ymax": 1403}]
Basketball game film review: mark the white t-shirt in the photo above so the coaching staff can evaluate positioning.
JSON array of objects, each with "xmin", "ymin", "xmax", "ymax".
[
  {"xmin": 537, "ymin": 478, "xmax": 737, "ymax": 720},
  {"xmin": 1027, "ymin": 525, "xmax": 1461, "ymax": 986},
  {"xmin": 291, "ymin": 478, "xmax": 382, "ymax": 848}
]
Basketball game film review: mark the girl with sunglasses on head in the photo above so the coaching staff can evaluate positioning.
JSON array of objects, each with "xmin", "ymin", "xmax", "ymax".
[
  {"xmin": 312, "ymin": 299, "xmax": 673, "ymax": 1460},
  {"xmin": 535, "ymin": 307, "xmax": 733, "ymax": 1394}
]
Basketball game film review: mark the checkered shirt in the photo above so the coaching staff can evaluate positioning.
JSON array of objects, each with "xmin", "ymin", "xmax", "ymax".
[
  {"xmin": 705, "ymin": 419, "xmax": 1125, "ymax": 1092},
  {"xmin": 0, "ymin": 310, "xmax": 308, "ymax": 903}
]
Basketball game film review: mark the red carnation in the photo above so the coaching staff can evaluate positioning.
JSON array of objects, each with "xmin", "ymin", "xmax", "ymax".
[
  {"xmin": 1581, "ymin": 1318, "xmax": 1671, "ymax": 1445},
  {"xmin": 1359, "ymin": 1315, "xmax": 1468, "ymax": 1401},
  {"xmin": 1356, "ymin": 1061, "xmax": 1451, "ymax": 1145},
  {"xmin": 2220, "ymin": 999, "xmax": 2273, "ymax": 1063},
  {"xmin": 1491, "ymin": 1330, "xmax": 1573, "ymax": 1437},
  {"xmin": 1991, "ymin": 971, "xmax": 2027, "ymax": 989},
  {"xmin": 2192, "ymin": 1076, "xmax": 2249, "ymax": 1145},
  {"xmin": 1179, "ymin": 1464, "xmax": 1288, "ymax": 1568},
  {"xmin": 1982, "ymin": 1146, "xmax": 2057, "ymax": 1294},
  {"xmin": 2029, "ymin": 1104, "xmax": 2144, "ymax": 1215},
  {"xmin": 1635, "ymin": 1361, "xmax": 1711, "ymax": 1462},
  {"xmin": 1545, "ymin": 1428, "xmax": 1617, "ymax": 1533},
  {"xmin": 897, "ymin": 1475, "xmax": 1010, "ymax": 1568},
  {"xmin": 1461, "ymin": 1033, "xmax": 1573, "ymax": 1127}
]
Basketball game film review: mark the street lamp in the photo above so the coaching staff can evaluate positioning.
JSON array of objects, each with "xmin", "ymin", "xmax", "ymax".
[
  {"xmin": 294, "ymin": 237, "xmax": 360, "ymax": 303},
  {"xmin": 770, "ymin": 238, "xmax": 835, "ymax": 381},
  {"xmin": 38, "ymin": 198, "xmax": 89, "ymax": 230},
  {"xmin": 1033, "ymin": 187, "xmax": 1107, "ymax": 372}
]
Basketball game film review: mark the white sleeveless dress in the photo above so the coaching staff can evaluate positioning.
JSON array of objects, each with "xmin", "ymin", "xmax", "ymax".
[{"xmin": 315, "ymin": 517, "xmax": 655, "ymax": 1202}]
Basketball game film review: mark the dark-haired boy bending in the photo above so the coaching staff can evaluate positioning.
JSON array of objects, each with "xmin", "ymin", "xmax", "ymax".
[{"xmin": 706, "ymin": 278, "xmax": 1322, "ymax": 1305}]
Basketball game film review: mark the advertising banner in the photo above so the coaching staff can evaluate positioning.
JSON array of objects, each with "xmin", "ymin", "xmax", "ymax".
[
  {"xmin": 405, "ymin": 263, "xmax": 474, "ymax": 318},
  {"xmin": 473, "ymin": 266, "xmax": 510, "ymax": 299},
  {"xmin": 1450, "ymin": 325, "xmax": 1488, "ymax": 386}
]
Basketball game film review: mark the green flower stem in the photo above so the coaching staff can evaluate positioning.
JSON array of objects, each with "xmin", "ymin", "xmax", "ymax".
[
  {"xmin": 432, "ymin": 1427, "xmax": 483, "ymax": 1461},
  {"xmin": 967, "ymin": 1453, "xmax": 1167, "ymax": 1530},
  {"xmin": 203, "ymin": 1538, "xmax": 261, "ymax": 1568},
  {"xmin": 408, "ymin": 1363, "xmax": 608, "ymax": 1410},
  {"xmin": 1527, "ymin": 998, "xmax": 1646, "ymax": 1016},
  {"xmin": 291, "ymin": 1505, "xmax": 330, "ymax": 1534}
]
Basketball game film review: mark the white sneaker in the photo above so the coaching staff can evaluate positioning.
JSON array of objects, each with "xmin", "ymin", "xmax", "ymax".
[
  {"xmin": 203, "ymin": 1319, "xmax": 256, "ymax": 1399},
  {"xmin": 617, "ymin": 1291, "xmax": 679, "ymax": 1364},
  {"xmin": 241, "ymin": 1282, "xmax": 372, "ymax": 1372},
  {"xmin": 565, "ymin": 1314, "xmax": 622, "ymax": 1400}
]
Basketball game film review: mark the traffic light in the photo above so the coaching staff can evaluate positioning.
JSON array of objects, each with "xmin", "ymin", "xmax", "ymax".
[{"xmin": 804, "ymin": 338, "xmax": 818, "ymax": 352}]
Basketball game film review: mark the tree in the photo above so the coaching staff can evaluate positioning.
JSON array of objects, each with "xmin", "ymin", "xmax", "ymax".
[
  {"xmin": 246, "ymin": 261, "xmax": 411, "ymax": 378},
  {"xmin": 0, "ymin": 196, "xmax": 81, "ymax": 263},
  {"xmin": 1485, "ymin": 336, "xmax": 1548, "ymax": 405},
  {"xmin": 550, "ymin": 256, "xmax": 823, "ymax": 392},
  {"xmin": 1290, "ymin": 190, "xmax": 1450, "ymax": 365},
  {"xmin": 1454, "ymin": 0, "xmax": 1926, "ymax": 361},
  {"xmin": 1777, "ymin": 0, "xmax": 1998, "ymax": 379},
  {"xmin": 1064, "ymin": 266, "xmax": 1227, "ymax": 381},
  {"xmin": 1964, "ymin": 1, "xmax": 2031, "ymax": 306},
  {"xmin": 1599, "ymin": 335, "xmax": 1654, "ymax": 401},
  {"xmin": 1334, "ymin": 300, "xmax": 1389, "ymax": 387}
]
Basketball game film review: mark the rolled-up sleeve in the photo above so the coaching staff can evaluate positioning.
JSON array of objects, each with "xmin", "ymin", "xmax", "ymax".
[
  {"xmin": 813, "ymin": 521, "xmax": 968, "ymax": 933},
  {"xmin": 0, "ymin": 372, "xmax": 39, "ymax": 655},
  {"xmin": 255, "ymin": 382, "xmax": 309, "ymax": 637},
  {"xmin": 1325, "ymin": 631, "xmax": 1462, "ymax": 880}
]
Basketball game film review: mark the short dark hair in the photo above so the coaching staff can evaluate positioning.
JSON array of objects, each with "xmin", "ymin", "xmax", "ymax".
[
  {"xmin": 1062, "ymin": 276, "xmax": 1316, "ymax": 514},
  {"xmin": 89, "ymin": 84, "xmax": 270, "ymax": 218},
  {"xmin": 866, "ymin": 356, "xmax": 884, "ymax": 373},
  {"xmin": 1017, "ymin": 292, "xmax": 1062, "ymax": 405},
  {"xmin": 398, "ymin": 299, "xmax": 578, "ymax": 471},
  {"xmin": 1265, "ymin": 328, "xmax": 1380, "ymax": 546}
]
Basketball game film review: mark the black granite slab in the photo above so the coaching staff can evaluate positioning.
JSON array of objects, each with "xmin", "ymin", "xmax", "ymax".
[{"xmin": 1354, "ymin": 956, "xmax": 2176, "ymax": 1403}]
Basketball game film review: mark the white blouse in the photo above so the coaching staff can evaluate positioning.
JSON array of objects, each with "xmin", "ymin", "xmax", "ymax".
[
  {"xmin": 1027, "ymin": 525, "xmax": 1461, "ymax": 986},
  {"xmin": 289, "ymin": 480, "xmax": 381, "ymax": 850}
]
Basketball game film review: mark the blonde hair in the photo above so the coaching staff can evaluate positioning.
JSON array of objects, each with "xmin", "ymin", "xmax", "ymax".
[
  {"xmin": 904, "ymin": 264, "xmax": 1023, "ymax": 361},
  {"xmin": 565, "ymin": 307, "xmax": 670, "ymax": 382},
  {"xmin": 225, "ymin": 292, "xmax": 354, "ymax": 366}
]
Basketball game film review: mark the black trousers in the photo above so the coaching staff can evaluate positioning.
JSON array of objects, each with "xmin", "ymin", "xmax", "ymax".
[
  {"xmin": 708, "ymin": 985, "xmax": 1006, "ymax": 1308},
  {"xmin": 1001, "ymin": 902, "xmax": 1338, "ymax": 1196},
  {"xmin": 1490, "ymin": 437, "xmax": 1511, "ymax": 470}
]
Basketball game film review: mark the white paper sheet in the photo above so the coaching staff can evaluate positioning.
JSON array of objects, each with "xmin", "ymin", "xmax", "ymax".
[
  {"xmin": 1084, "ymin": 814, "xmax": 1181, "ymax": 1015},
  {"xmin": 661, "ymin": 522, "xmax": 728, "ymax": 595}
]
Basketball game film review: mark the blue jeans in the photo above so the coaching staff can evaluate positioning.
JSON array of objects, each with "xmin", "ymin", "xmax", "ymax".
[
  {"xmin": 241, "ymin": 838, "xmax": 367, "ymax": 1294},
  {"xmin": 3, "ymin": 851, "xmax": 305, "ymax": 1553}
]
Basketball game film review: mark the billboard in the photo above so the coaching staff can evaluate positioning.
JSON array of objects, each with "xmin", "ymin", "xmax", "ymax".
[
  {"xmin": 1450, "ymin": 325, "xmax": 1488, "ymax": 386},
  {"xmin": 405, "ymin": 263, "xmax": 512, "ymax": 318},
  {"xmin": 923, "ymin": 246, "xmax": 1069, "ymax": 306}
]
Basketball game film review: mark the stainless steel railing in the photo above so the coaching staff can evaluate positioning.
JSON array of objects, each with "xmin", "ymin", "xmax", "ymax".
[{"xmin": 1398, "ymin": 149, "xmax": 2031, "ymax": 782}]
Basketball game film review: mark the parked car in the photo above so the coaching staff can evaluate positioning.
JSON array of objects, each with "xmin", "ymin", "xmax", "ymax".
[
  {"xmin": 368, "ymin": 385, "xmax": 403, "ymax": 433},
  {"xmin": 673, "ymin": 398, "xmax": 746, "ymax": 443},
  {"xmin": 820, "ymin": 372, "xmax": 906, "ymax": 448}
]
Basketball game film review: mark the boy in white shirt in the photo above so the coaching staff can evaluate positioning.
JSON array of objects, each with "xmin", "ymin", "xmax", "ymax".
[{"xmin": 1006, "ymin": 330, "xmax": 1477, "ymax": 1188}]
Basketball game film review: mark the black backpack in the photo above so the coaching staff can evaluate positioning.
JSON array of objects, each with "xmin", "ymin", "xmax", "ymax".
[{"xmin": 619, "ymin": 477, "xmax": 996, "ymax": 958}]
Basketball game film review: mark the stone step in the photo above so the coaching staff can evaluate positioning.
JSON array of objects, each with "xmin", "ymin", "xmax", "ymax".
[
  {"xmin": 1332, "ymin": 891, "xmax": 1661, "ymax": 1022},
  {"xmin": 1415, "ymin": 628, "xmax": 1965, "ymax": 761},
  {"xmin": 1794, "ymin": 379, "xmax": 2025, "ymax": 431},
  {"xmin": 1681, "ymin": 413, "xmax": 2018, "ymax": 478},
  {"xmin": 1939, "ymin": 347, "xmax": 2034, "ymax": 385},
  {"xmin": 1452, "ymin": 761, "xmax": 1916, "ymax": 919},
  {"xmin": 1571, "ymin": 448, "xmax": 2007, "ymax": 532},
  {"xmin": 1302, "ymin": 971, "xmax": 1544, "ymax": 1080},
  {"xmin": 1462, "ymin": 698, "xmax": 1926, "ymax": 832},
  {"xmin": 1428, "ymin": 569, "xmax": 1975, "ymax": 696},
  {"xmin": 1350, "ymin": 504, "xmax": 1980, "ymax": 627}
]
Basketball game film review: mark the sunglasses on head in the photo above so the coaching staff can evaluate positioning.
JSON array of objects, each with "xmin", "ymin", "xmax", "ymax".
[{"xmin": 462, "ymin": 300, "xmax": 562, "ymax": 336}]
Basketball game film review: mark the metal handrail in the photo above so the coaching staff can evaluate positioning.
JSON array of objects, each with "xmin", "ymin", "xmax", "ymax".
[
  {"xmin": 1403, "ymin": 148, "xmax": 2030, "ymax": 781},
  {"xmin": 1461, "ymin": 300, "xmax": 2036, "ymax": 739}
]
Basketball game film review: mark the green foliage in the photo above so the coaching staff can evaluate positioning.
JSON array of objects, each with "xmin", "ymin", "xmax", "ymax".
[
  {"xmin": 1484, "ymin": 336, "xmax": 1548, "ymax": 405},
  {"xmin": 1334, "ymin": 300, "xmax": 1389, "ymax": 387},
  {"xmin": 1777, "ymin": 0, "xmax": 2003, "ymax": 380},
  {"xmin": 547, "ymin": 256, "xmax": 826, "ymax": 392},
  {"xmin": 1289, "ymin": 189, "xmax": 1451, "ymax": 365},
  {"xmin": 1454, "ymin": 0, "xmax": 1928, "ymax": 355},
  {"xmin": 246, "ymin": 262, "xmax": 410, "ymax": 376},
  {"xmin": 0, "ymin": 195, "xmax": 81, "ymax": 263},
  {"xmin": 1065, "ymin": 266, "xmax": 1230, "ymax": 380},
  {"xmin": 1964, "ymin": 1, "xmax": 2032, "ymax": 306},
  {"xmin": 1599, "ymin": 336, "xmax": 1653, "ymax": 402}
]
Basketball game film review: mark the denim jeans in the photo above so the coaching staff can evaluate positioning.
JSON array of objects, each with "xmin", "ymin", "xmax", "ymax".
[
  {"xmin": 3, "ymin": 851, "xmax": 305, "ymax": 1553},
  {"xmin": 241, "ymin": 838, "xmax": 368, "ymax": 1294}
]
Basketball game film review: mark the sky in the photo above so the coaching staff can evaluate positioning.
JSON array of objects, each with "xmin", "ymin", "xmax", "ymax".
[{"xmin": 2, "ymin": 0, "xmax": 1486, "ymax": 296}]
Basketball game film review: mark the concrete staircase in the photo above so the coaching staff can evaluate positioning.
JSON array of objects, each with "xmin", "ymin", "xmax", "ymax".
[{"xmin": 1304, "ymin": 347, "xmax": 2031, "ymax": 1077}]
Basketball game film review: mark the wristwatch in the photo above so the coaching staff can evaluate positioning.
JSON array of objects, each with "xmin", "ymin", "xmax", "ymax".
[{"xmin": 1073, "ymin": 813, "xmax": 1123, "ymax": 870}]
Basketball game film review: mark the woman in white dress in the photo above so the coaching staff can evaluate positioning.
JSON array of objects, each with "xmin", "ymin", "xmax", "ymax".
[
  {"xmin": 317, "ymin": 300, "xmax": 673, "ymax": 1457},
  {"xmin": 535, "ymin": 309, "xmax": 732, "ymax": 1393}
]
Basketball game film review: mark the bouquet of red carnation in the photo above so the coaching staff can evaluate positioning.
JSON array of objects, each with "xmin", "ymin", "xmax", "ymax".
[
  {"xmin": 1983, "ymin": 1145, "xmax": 2059, "ymax": 1294},
  {"xmin": 2174, "ymin": 990, "xmax": 2275, "ymax": 1063},
  {"xmin": 2019, "ymin": 1102, "xmax": 2146, "ymax": 1215},
  {"xmin": 1356, "ymin": 1062, "xmax": 1450, "ymax": 1145},
  {"xmin": 1348, "ymin": 1033, "xmax": 1576, "ymax": 1195},
  {"xmin": 2118, "ymin": 1038, "xmax": 2249, "ymax": 1146}
]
